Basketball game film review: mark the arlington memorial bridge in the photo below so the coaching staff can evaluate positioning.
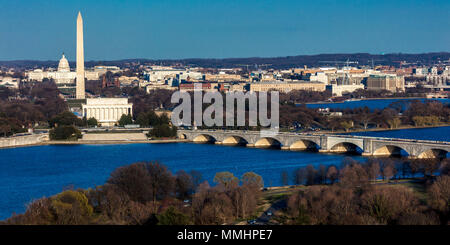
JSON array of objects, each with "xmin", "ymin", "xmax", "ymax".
[{"xmin": 178, "ymin": 129, "xmax": 450, "ymax": 159}]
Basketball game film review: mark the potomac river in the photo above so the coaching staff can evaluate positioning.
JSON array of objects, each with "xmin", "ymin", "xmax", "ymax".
[
  {"xmin": 305, "ymin": 98, "xmax": 450, "ymax": 110},
  {"xmin": 0, "ymin": 126, "xmax": 449, "ymax": 220},
  {"xmin": 0, "ymin": 98, "xmax": 449, "ymax": 220}
]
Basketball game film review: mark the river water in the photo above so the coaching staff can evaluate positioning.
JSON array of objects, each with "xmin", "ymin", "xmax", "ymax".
[
  {"xmin": 1, "ymin": 126, "xmax": 448, "ymax": 220},
  {"xmin": 0, "ymin": 143, "xmax": 369, "ymax": 219},
  {"xmin": 305, "ymin": 98, "xmax": 450, "ymax": 110},
  {"xmin": 0, "ymin": 97, "xmax": 449, "ymax": 220},
  {"xmin": 346, "ymin": 126, "xmax": 450, "ymax": 142}
]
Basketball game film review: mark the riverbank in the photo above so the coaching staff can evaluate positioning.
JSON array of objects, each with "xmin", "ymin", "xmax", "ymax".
[
  {"xmin": 0, "ymin": 134, "xmax": 48, "ymax": 149},
  {"xmin": 322, "ymin": 123, "xmax": 450, "ymax": 134},
  {"xmin": 46, "ymin": 138, "xmax": 189, "ymax": 145},
  {"xmin": 0, "ymin": 138, "xmax": 189, "ymax": 149},
  {"xmin": 301, "ymin": 96, "xmax": 427, "ymax": 105},
  {"xmin": 2, "ymin": 123, "xmax": 450, "ymax": 149}
]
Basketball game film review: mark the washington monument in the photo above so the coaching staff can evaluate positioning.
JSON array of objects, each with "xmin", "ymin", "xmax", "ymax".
[{"xmin": 76, "ymin": 11, "xmax": 85, "ymax": 99}]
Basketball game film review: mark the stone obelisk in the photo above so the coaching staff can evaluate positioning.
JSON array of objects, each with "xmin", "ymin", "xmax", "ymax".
[{"xmin": 76, "ymin": 11, "xmax": 85, "ymax": 99}]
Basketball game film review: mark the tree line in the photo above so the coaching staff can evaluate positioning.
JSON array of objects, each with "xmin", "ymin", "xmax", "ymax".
[
  {"xmin": 85, "ymin": 87, "xmax": 444, "ymax": 133},
  {"xmin": 283, "ymin": 158, "xmax": 449, "ymax": 225},
  {"xmin": 2, "ymin": 52, "xmax": 449, "ymax": 69},
  {"xmin": 280, "ymin": 99, "xmax": 450, "ymax": 132},
  {"xmin": 283, "ymin": 157, "xmax": 448, "ymax": 187},
  {"xmin": 3, "ymin": 162, "xmax": 262, "ymax": 225},
  {"xmin": 3, "ymin": 158, "xmax": 448, "ymax": 225},
  {"xmin": 0, "ymin": 80, "xmax": 67, "ymax": 136},
  {"xmin": 1, "ymin": 84, "xmax": 448, "ymax": 137},
  {"xmin": 186, "ymin": 92, "xmax": 449, "ymax": 132}
]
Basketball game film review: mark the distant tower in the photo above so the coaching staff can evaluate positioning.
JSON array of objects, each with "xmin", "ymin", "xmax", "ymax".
[{"xmin": 76, "ymin": 11, "xmax": 86, "ymax": 99}]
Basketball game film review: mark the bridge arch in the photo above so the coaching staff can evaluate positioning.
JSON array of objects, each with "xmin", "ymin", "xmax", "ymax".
[
  {"xmin": 254, "ymin": 137, "xmax": 282, "ymax": 148},
  {"xmin": 192, "ymin": 134, "xmax": 217, "ymax": 143},
  {"xmin": 417, "ymin": 148, "xmax": 448, "ymax": 159},
  {"xmin": 329, "ymin": 142, "xmax": 363, "ymax": 154},
  {"xmin": 289, "ymin": 140, "xmax": 319, "ymax": 151},
  {"xmin": 222, "ymin": 135, "xmax": 249, "ymax": 146},
  {"xmin": 373, "ymin": 145, "xmax": 409, "ymax": 157}
]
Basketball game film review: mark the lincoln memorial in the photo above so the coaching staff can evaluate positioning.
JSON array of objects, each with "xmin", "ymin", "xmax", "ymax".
[{"xmin": 82, "ymin": 98, "xmax": 133, "ymax": 127}]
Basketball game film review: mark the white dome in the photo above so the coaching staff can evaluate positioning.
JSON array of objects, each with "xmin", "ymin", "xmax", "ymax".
[{"xmin": 58, "ymin": 54, "xmax": 70, "ymax": 72}]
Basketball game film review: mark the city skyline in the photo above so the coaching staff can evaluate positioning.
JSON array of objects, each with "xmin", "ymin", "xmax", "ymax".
[{"xmin": 0, "ymin": 0, "xmax": 449, "ymax": 61}]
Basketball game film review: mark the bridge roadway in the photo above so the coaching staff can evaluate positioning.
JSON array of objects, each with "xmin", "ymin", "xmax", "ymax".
[{"xmin": 178, "ymin": 130, "xmax": 450, "ymax": 159}]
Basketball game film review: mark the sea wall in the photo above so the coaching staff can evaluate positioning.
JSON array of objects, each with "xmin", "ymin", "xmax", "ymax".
[
  {"xmin": 0, "ymin": 134, "xmax": 48, "ymax": 148},
  {"xmin": 81, "ymin": 133, "xmax": 148, "ymax": 141}
]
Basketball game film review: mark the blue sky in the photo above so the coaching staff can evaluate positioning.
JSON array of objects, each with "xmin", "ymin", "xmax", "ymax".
[{"xmin": 0, "ymin": 0, "xmax": 448, "ymax": 60}]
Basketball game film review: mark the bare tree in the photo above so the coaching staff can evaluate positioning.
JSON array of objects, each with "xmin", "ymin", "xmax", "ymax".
[
  {"xmin": 107, "ymin": 162, "xmax": 152, "ymax": 203},
  {"xmin": 427, "ymin": 175, "xmax": 450, "ymax": 224},
  {"xmin": 189, "ymin": 170, "xmax": 203, "ymax": 190},
  {"xmin": 382, "ymin": 163, "xmax": 395, "ymax": 181},
  {"xmin": 339, "ymin": 164, "xmax": 369, "ymax": 189},
  {"xmin": 281, "ymin": 171, "xmax": 289, "ymax": 186},
  {"xmin": 241, "ymin": 172, "xmax": 264, "ymax": 190},
  {"xmin": 305, "ymin": 164, "xmax": 318, "ymax": 185},
  {"xmin": 293, "ymin": 168, "xmax": 306, "ymax": 185},
  {"xmin": 318, "ymin": 164, "xmax": 327, "ymax": 184},
  {"xmin": 326, "ymin": 165, "xmax": 339, "ymax": 184},
  {"xmin": 365, "ymin": 159, "xmax": 380, "ymax": 181},
  {"xmin": 175, "ymin": 170, "xmax": 194, "ymax": 200},
  {"xmin": 213, "ymin": 171, "xmax": 239, "ymax": 189}
]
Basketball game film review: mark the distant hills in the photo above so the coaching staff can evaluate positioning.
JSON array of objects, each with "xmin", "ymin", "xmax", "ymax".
[{"xmin": 1, "ymin": 52, "xmax": 449, "ymax": 69}]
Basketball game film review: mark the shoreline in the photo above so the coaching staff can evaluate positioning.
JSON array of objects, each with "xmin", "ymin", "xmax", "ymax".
[
  {"xmin": 1, "ymin": 124, "xmax": 449, "ymax": 149},
  {"xmin": 322, "ymin": 124, "xmax": 450, "ymax": 134},
  {"xmin": 46, "ymin": 138, "xmax": 189, "ymax": 145},
  {"xmin": 0, "ymin": 138, "xmax": 189, "ymax": 149},
  {"xmin": 301, "ymin": 96, "xmax": 436, "ymax": 105}
]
